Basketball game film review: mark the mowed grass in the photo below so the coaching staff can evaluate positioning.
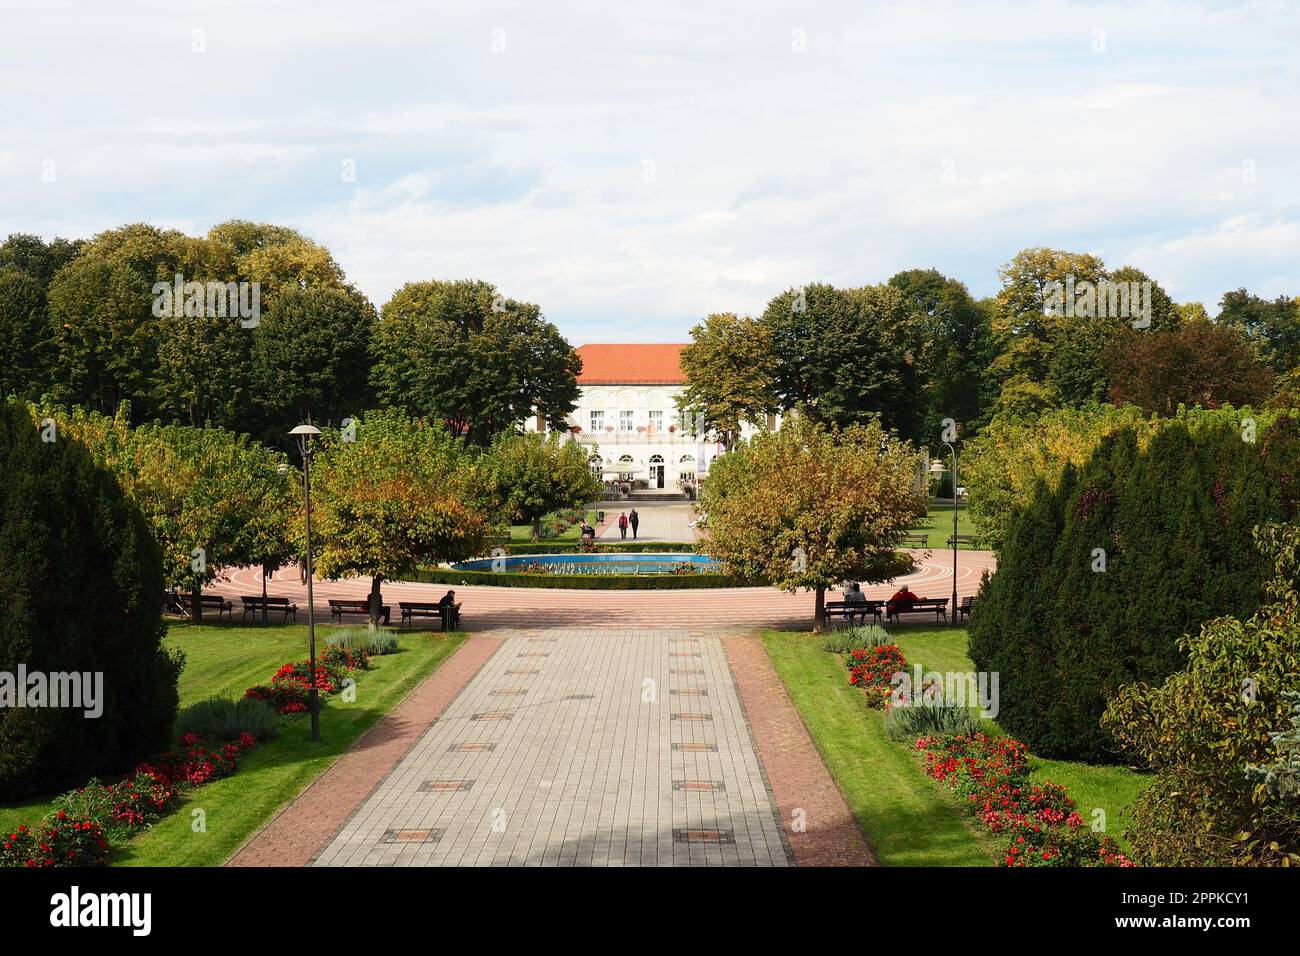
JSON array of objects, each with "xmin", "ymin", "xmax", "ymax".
[
  {"xmin": 1, "ymin": 621, "xmax": 466, "ymax": 866},
  {"xmin": 762, "ymin": 631, "xmax": 992, "ymax": 866},
  {"xmin": 509, "ymin": 509, "xmax": 597, "ymax": 542},
  {"xmin": 907, "ymin": 502, "xmax": 980, "ymax": 550},
  {"xmin": 764, "ymin": 624, "xmax": 1150, "ymax": 864}
]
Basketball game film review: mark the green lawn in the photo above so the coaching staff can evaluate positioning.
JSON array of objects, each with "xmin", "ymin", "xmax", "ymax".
[
  {"xmin": 907, "ymin": 501, "xmax": 980, "ymax": 550},
  {"xmin": 0, "ymin": 621, "xmax": 466, "ymax": 866},
  {"xmin": 763, "ymin": 624, "xmax": 1150, "ymax": 864},
  {"xmin": 763, "ymin": 631, "xmax": 992, "ymax": 866},
  {"xmin": 508, "ymin": 509, "xmax": 597, "ymax": 542}
]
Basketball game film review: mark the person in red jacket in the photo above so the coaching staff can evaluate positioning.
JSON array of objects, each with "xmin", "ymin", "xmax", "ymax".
[
  {"xmin": 618, "ymin": 512, "xmax": 629, "ymax": 539},
  {"xmin": 887, "ymin": 585, "xmax": 919, "ymax": 618}
]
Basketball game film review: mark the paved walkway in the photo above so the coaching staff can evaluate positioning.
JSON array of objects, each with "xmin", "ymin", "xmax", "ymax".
[
  {"xmin": 215, "ymin": 549, "xmax": 995, "ymax": 632},
  {"xmin": 595, "ymin": 501, "xmax": 698, "ymax": 543},
  {"xmin": 231, "ymin": 629, "xmax": 875, "ymax": 868},
  {"xmin": 310, "ymin": 628, "xmax": 791, "ymax": 866}
]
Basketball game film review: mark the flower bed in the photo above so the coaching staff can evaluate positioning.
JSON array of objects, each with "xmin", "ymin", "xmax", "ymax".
[
  {"xmin": 915, "ymin": 732, "xmax": 1134, "ymax": 867},
  {"xmin": 846, "ymin": 643, "xmax": 908, "ymax": 709},
  {"xmin": 1, "ymin": 647, "xmax": 373, "ymax": 869}
]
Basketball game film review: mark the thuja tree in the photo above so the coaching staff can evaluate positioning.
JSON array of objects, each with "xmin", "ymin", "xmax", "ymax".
[
  {"xmin": 699, "ymin": 416, "xmax": 925, "ymax": 631},
  {"xmin": 0, "ymin": 401, "xmax": 181, "ymax": 798},
  {"xmin": 488, "ymin": 431, "xmax": 601, "ymax": 541},
  {"xmin": 1101, "ymin": 523, "xmax": 1300, "ymax": 866},
  {"xmin": 969, "ymin": 408, "xmax": 1300, "ymax": 762},
  {"xmin": 310, "ymin": 411, "xmax": 499, "ymax": 628}
]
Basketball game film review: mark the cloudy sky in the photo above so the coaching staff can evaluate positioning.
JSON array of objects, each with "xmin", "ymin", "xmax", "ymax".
[{"xmin": 3, "ymin": 0, "xmax": 1299, "ymax": 342}]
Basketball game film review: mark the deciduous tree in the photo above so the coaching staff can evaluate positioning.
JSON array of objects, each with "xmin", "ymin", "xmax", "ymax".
[{"xmin": 699, "ymin": 416, "xmax": 925, "ymax": 630}]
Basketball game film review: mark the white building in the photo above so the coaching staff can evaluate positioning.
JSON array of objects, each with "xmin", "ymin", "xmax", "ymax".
[{"xmin": 526, "ymin": 343, "xmax": 769, "ymax": 496}]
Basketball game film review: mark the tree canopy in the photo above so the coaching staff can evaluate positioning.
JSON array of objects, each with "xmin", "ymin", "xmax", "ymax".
[{"xmin": 699, "ymin": 416, "xmax": 925, "ymax": 630}]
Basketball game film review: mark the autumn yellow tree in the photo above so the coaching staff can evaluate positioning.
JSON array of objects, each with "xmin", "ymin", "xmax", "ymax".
[{"xmin": 699, "ymin": 416, "xmax": 925, "ymax": 631}]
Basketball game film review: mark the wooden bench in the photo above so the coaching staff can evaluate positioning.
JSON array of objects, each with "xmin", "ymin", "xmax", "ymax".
[
  {"xmin": 399, "ymin": 601, "xmax": 455, "ymax": 631},
  {"xmin": 886, "ymin": 597, "xmax": 948, "ymax": 625},
  {"xmin": 825, "ymin": 599, "xmax": 884, "ymax": 626},
  {"xmin": 900, "ymin": 533, "xmax": 929, "ymax": 548},
  {"xmin": 241, "ymin": 595, "xmax": 298, "ymax": 623},
  {"xmin": 946, "ymin": 534, "xmax": 976, "ymax": 547},
  {"xmin": 329, "ymin": 598, "xmax": 391, "ymax": 625},
  {"xmin": 162, "ymin": 590, "xmax": 185, "ymax": 615},
  {"xmin": 178, "ymin": 593, "xmax": 233, "ymax": 621},
  {"xmin": 957, "ymin": 595, "xmax": 978, "ymax": 622}
]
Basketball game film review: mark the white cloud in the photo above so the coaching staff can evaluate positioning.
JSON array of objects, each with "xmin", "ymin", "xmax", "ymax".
[{"xmin": 2, "ymin": 0, "xmax": 1299, "ymax": 341}]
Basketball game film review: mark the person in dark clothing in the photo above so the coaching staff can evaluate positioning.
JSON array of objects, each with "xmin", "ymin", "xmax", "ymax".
[
  {"xmin": 629, "ymin": 508, "xmax": 640, "ymax": 539},
  {"xmin": 618, "ymin": 512, "xmax": 628, "ymax": 539},
  {"xmin": 437, "ymin": 589, "xmax": 462, "ymax": 628}
]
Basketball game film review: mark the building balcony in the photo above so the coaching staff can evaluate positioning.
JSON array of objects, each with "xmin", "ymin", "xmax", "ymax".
[{"xmin": 572, "ymin": 430, "xmax": 701, "ymax": 446}]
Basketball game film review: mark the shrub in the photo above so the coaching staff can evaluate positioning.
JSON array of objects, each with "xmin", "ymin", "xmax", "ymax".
[
  {"xmin": 1101, "ymin": 523, "xmax": 1300, "ymax": 866},
  {"xmin": 175, "ymin": 696, "xmax": 281, "ymax": 743},
  {"xmin": 846, "ymin": 644, "xmax": 908, "ymax": 709},
  {"xmin": 970, "ymin": 409, "xmax": 1300, "ymax": 761},
  {"xmin": 823, "ymin": 624, "xmax": 890, "ymax": 654},
  {"xmin": 915, "ymin": 732, "xmax": 1133, "ymax": 867},
  {"xmin": 884, "ymin": 702, "xmax": 982, "ymax": 742},
  {"xmin": 0, "ymin": 401, "xmax": 181, "ymax": 799},
  {"xmin": 328, "ymin": 628, "xmax": 398, "ymax": 656},
  {"xmin": 321, "ymin": 643, "xmax": 371, "ymax": 672}
]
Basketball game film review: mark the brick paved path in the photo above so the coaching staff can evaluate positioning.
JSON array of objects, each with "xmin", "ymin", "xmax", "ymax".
[
  {"xmin": 215, "ymin": 549, "xmax": 995, "ymax": 632},
  {"xmin": 310, "ymin": 628, "xmax": 793, "ymax": 866},
  {"xmin": 596, "ymin": 502, "xmax": 699, "ymax": 543}
]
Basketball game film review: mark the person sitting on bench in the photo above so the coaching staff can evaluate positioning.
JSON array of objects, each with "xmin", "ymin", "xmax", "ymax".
[
  {"xmin": 886, "ymin": 585, "xmax": 919, "ymax": 618},
  {"xmin": 841, "ymin": 582, "xmax": 865, "ymax": 620},
  {"xmin": 438, "ymin": 589, "xmax": 462, "ymax": 628},
  {"xmin": 579, "ymin": 520, "xmax": 597, "ymax": 549}
]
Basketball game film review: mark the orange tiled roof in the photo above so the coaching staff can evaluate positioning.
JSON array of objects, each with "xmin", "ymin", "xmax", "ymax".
[{"xmin": 576, "ymin": 343, "xmax": 688, "ymax": 385}]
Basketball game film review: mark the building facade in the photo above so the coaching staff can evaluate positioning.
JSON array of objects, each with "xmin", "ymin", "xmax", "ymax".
[{"xmin": 525, "ymin": 343, "xmax": 768, "ymax": 494}]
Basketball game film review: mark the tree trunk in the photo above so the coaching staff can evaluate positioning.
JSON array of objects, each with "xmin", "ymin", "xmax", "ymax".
[
  {"xmin": 261, "ymin": 562, "xmax": 270, "ymax": 625},
  {"xmin": 813, "ymin": 586, "xmax": 826, "ymax": 633},
  {"xmin": 190, "ymin": 580, "xmax": 203, "ymax": 624},
  {"xmin": 369, "ymin": 575, "xmax": 383, "ymax": 631},
  {"xmin": 532, "ymin": 516, "xmax": 542, "ymax": 542}
]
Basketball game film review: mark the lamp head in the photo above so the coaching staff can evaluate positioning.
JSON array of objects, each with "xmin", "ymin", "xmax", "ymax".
[
  {"xmin": 289, "ymin": 423, "xmax": 322, "ymax": 457},
  {"xmin": 928, "ymin": 460, "xmax": 947, "ymax": 476}
]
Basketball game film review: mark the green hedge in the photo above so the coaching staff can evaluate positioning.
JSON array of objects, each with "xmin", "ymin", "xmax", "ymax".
[
  {"xmin": 414, "ymin": 567, "xmax": 753, "ymax": 589},
  {"xmin": 501, "ymin": 541, "xmax": 698, "ymax": 555},
  {"xmin": 969, "ymin": 408, "xmax": 1300, "ymax": 763}
]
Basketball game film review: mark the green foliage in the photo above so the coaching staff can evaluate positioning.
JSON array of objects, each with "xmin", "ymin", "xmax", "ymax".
[
  {"xmin": 32, "ymin": 404, "xmax": 299, "ymax": 595},
  {"xmin": 1217, "ymin": 287, "xmax": 1300, "ymax": 375},
  {"xmin": 1101, "ymin": 523, "xmax": 1300, "ymax": 866},
  {"xmin": 883, "ymin": 702, "xmax": 982, "ymax": 742},
  {"xmin": 699, "ymin": 416, "xmax": 925, "ymax": 629},
  {"xmin": 327, "ymin": 628, "xmax": 399, "ymax": 656},
  {"xmin": 676, "ymin": 312, "xmax": 779, "ymax": 448},
  {"xmin": 370, "ymin": 279, "xmax": 580, "ymax": 445},
  {"xmin": 760, "ymin": 283, "xmax": 926, "ymax": 440},
  {"xmin": 970, "ymin": 409, "xmax": 1300, "ymax": 763},
  {"xmin": 962, "ymin": 403, "xmax": 1150, "ymax": 552},
  {"xmin": 175, "ymin": 696, "xmax": 281, "ymax": 743},
  {"xmin": 310, "ymin": 410, "xmax": 498, "ymax": 624},
  {"xmin": 487, "ymin": 431, "xmax": 601, "ymax": 540},
  {"xmin": 822, "ymin": 624, "xmax": 891, "ymax": 653},
  {"xmin": 0, "ymin": 401, "xmax": 181, "ymax": 799}
]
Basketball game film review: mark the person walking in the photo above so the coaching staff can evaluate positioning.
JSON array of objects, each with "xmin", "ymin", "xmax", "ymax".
[
  {"xmin": 297, "ymin": 552, "xmax": 309, "ymax": 585},
  {"xmin": 629, "ymin": 508, "xmax": 640, "ymax": 540},
  {"xmin": 618, "ymin": 512, "xmax": 628, "ymax": 539}
]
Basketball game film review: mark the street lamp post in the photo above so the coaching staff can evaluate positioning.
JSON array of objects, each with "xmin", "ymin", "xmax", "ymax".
[
  {"xmin": 929, "ymin": 442, "xmax": 960, "ymax": 626},
  {"xmin": 289, "ymin": 424, "xmax": 322, "ymax": 742}
]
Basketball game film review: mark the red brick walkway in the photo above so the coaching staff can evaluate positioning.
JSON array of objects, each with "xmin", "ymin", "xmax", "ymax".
[
  {"xmin": 227, "ymin": 634, "xmax": 503, "ymax": 867},
  {"xmin": 214, "ymin": 549, "xmax": 995, "ymax": 632},
  {"xmin": 722, "ymin": 634, "xmax": 877, "ymax": 866}
]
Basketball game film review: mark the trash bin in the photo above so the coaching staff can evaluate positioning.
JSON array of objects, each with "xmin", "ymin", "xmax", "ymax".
[{"xmin": 597, "ymin": 510, "xmax": 605, "ymax": 522}]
